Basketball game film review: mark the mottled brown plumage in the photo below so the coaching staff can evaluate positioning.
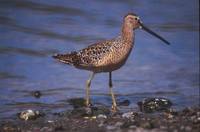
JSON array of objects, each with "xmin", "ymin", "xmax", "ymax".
[{"xmin": 53, "ymin": 13, "xmax": 170, "ymax": 111}]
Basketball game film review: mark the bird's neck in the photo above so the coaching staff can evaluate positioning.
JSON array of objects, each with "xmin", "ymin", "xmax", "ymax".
[{"xmin": 121, "ymin": 23, "xmax": 134, "ymax": 43}]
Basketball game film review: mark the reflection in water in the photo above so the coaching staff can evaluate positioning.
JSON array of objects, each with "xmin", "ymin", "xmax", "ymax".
[
  {"xmin": 0, "ymin": 0, "xmax": 199, "ymax": 119},
  {"xmin": 0, "ymin": 46, "xmax": 58, "ymax": 57},
  {"xmin": 0, "ymin": 72, "xmax": 25, "ymax": 79}
]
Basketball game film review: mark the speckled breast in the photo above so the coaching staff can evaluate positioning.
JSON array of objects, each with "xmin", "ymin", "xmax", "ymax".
[{"xmin": 92, "ymin": 40, "xmax": 133, "ymax": 73}]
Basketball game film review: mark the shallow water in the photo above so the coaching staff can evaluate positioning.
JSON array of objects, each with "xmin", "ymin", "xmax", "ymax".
[{"xmin": 0, "ymin": 0, "xmax": 199, "ymax": 119}]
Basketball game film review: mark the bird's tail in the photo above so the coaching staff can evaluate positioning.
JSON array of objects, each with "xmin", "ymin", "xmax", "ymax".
[{"xmin": 52, "ymin": 52, "xmax": 79, "ymax": 66}]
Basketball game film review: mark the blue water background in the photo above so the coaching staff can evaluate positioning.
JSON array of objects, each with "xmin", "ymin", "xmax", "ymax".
[{"xmin": 0, "ymin": 0, "xmax": 199, "ymax": 118}]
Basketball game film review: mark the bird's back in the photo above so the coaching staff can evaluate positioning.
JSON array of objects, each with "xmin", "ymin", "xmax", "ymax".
[{"xmin": 53, "ymin": 36, "xmax": 133, "ymax": 73}]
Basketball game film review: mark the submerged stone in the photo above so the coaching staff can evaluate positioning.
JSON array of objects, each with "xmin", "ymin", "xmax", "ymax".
[
  {"xmin": 137, "ymin": 97, "xmax": 172, "ymax": 113},
  {"xmin": 32, "ymin": 91, "xmax": 42, "ymax": 98},
  {"xmin": 118, "ymin": 99, "xmax": 130, "ymax": 106},
  {"xmin": 68, "ymin": 98, "xmax": 86, "ymax": 108}
]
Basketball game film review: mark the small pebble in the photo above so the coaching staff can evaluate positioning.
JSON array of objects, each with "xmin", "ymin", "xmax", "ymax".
[
  {"xmin": 97, "ymin": 114, "xmax": 107, "ymax": 119},
  {"xmin": 85, "ymin": 107, "xmax": 92, "ymax": 115},
  {"xmin": 32, "ymin": 91, "xmax": 42, "ymax": 98},
  {"xmin": 106, "ymin": 125, "xmax": 116, "ymax": 130},
  {"xmin": 83, "ymin": 116, "xmax": 96, "ymax": 120},
  {"xmin": 98, "ymin": 122, "xmax": 104, "ymax": 127},
  {"xmin": 167, "ymin": 113, "xmax": 174, "ymax": 119},
  {"xmin": 91, "ymin": 116, "xmax": 96, "ymax": 119},
  {"xmin": 40, "ymin": 127, "xmax": 53, "ymax": 131},
  {"xmin": 129, "ymin": 125, "xmax": 137, "ymax": 129},
  {"xmin": 180, "ymin": 125, "xmax": 184, "ymax": 130},
  {"xmin": 160, "ymin": 126, "xmax": 167, "ymax": 129},
  {"xmin": 185, "ymin": 126, "xmax": 192, "ymax": 131},
  {"xmin": 47, "ymin": 120, "xmax": 54, "ymax": 123},
  {"xmin": 84, "ymin": 117, "xmax": 89, "ymax": 119},
  {"xmin": 122, "ymin": 112, "xmax": 134, "ymax": 119},
  {"xmin": 115, "ymin": 122, "xmax": 123, "ymax": 127}
]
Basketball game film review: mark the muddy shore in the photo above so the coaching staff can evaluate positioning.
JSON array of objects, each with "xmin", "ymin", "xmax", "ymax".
[{"xmin": 0, "ymin": 98, "xmax": 199, "ymax": 132}]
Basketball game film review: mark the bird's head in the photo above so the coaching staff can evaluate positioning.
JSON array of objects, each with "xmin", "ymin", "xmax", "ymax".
[
  {"xmin": 124, "ymin": 13, "xmax": 141, "ymax": 30},
  {"xmin": 124, "ymin": 13, "xmax": 170, "ymax": 45}
]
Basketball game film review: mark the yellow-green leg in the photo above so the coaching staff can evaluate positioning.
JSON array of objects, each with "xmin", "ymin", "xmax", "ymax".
[
  {"xmin": 86, "ymin": 72, "xmax": 95, "ymax": 107},
  {"xmin": 109, "ymin": 72, "xmax": 117, "ymax": 112}
]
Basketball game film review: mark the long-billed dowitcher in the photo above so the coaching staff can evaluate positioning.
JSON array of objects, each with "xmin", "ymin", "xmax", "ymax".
[{"xmin": 53, "ymin": 13, "xmax": 170, "ymax": 111}]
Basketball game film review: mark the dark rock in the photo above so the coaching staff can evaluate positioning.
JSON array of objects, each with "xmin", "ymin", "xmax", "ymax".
[
  {"xmin": 18, "ymin": 110, "xmax": 45, "ymax": 120},
  {"xmin": 32, "ymin": 91, "xmax": 42, "ymax": 98},
  {"xmin": 106, "ymin": 125, "xmax": 117, "ymax": 130},
  {"xmin": 185, "ymin": 126, "xmax": 192, "ymax": 131},
  {"xmin": 122, "ymin": 112, "xmax": 138, "ymax": 119},
  {"xmin": 137, "ymin": 97, "xmax": 172, "ymax": 113}
]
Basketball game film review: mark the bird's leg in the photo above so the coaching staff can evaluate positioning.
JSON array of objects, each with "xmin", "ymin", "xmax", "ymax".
[
  {"xmin": 109, "ymin": 72, "xmax": 117, "ymax": 112},
  {"xmin": 85, "ymin": 72, "xmax": 95, "ymax": 107}
]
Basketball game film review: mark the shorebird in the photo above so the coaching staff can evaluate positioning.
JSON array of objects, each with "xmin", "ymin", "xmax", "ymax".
[{"xmin": 53, "ymin": 13, "xmax": 170, "ymax": 111}]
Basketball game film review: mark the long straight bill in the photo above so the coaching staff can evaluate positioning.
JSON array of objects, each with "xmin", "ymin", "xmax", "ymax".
[{"xmin": 139, "ymin": 22, "xmax": 170, "ymax": 45}]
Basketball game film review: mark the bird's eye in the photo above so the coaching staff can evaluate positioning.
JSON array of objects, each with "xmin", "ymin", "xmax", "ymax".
[{"xmin": 135, "ymin": 17, "xmax": 138, "ymax": 20}]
